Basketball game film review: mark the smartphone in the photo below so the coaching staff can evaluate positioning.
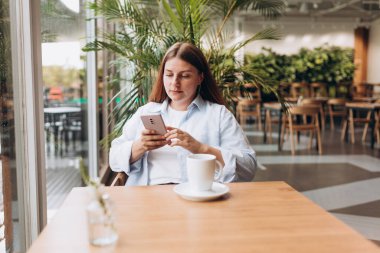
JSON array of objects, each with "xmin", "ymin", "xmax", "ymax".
[{"xmin": 140, "ymin": 114, "xmax": 167, "ymax": 135}]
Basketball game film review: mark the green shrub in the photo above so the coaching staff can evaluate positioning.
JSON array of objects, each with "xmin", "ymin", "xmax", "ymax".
[{"xmin": 246, "ymin": 45, "xmax": 355, "ymax": 88}]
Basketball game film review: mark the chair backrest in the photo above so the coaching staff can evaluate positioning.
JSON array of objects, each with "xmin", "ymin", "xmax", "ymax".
[
  {"xmin": 100, "ymin": 165, "xmax": 128, "ymax": 186},
  {"xmin": 111, "ymin": 172, "xmax": 128, "ymax": 186},
  {"xmin": 352, "ymin": 83, "xmax": 374, "ymax": 98},
  {"xmin": 328, "ymin": 98, "xmax": 346, "ymax": 105},
  {"xmin": 310, "ymin": 82, "xmax": 327, "ymax": 97},
  {"xmin": 301, "ymin": 98, "xmax": 323, "ymax": 106},
  {"xmin": 336, "ymin": 81, "xmax": 352, "ymax": 98},
  {"xmin": 243, "ymin": 83, "xmax": 261, "ymax": 101},
  {"xmin": 290, "ymin": 82, "xmax": 309, "ymax": 98},
  {"xmin": 238, "ymin": 99, "xmax": 261, "ymax": 106},
  {"xmin": 288, "ymin": 105, "xmax": 320, "ymax": 116}
]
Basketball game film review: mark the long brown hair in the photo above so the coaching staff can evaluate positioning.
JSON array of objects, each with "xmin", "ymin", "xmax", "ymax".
[{"xmin": 149, "ymin": 42, "xmax": 225, "ymax": 105}]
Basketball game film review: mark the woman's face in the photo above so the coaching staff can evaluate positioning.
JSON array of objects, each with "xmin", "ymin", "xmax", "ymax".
[{"xmin": 163, "ymin": 57, "xmax": 203, "ymax": 110}]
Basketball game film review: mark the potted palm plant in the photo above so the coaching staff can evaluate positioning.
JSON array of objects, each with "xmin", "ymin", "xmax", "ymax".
[{"xmin": 83, "ymin": 0, "xmax": 286, "ymax": 142}]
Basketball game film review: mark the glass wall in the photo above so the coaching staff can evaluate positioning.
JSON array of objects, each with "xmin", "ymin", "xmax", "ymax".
[{"xmin": 40, "ymin": 0, "xmax": 88, "ymax": 219}]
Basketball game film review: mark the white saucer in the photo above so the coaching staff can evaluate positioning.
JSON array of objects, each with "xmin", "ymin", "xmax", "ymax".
[{"xmin": 173, "ymin": 182, "xmax": 229, "ymax": 202}]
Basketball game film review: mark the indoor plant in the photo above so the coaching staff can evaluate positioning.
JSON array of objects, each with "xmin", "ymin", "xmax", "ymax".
[
  {"xmin": 83, "ymin": 0, "xmax": 286, "ymax": 142},
  {"xmin": 246, "ymin": 45, "xmax": 355, "ymax": 98}
]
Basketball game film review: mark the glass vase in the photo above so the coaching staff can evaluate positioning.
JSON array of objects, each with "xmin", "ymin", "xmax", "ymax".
[{"xmin": 86, "ymin": 186, "xmax": 118, "ymax": 246}]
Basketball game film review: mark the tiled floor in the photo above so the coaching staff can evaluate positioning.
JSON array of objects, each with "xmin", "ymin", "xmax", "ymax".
[{"xmin": 245, "ymin": 123, "xmax": 380, "ymax": 246}]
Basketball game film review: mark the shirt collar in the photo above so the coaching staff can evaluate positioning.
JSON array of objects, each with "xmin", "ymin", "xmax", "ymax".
[
  {"xmin": 150, "ymin": 95, "xmax": 206, "ymax": 114},
  {"xmin": 189, "ymin": 95, "xmax": 206, "ymax": 111}
]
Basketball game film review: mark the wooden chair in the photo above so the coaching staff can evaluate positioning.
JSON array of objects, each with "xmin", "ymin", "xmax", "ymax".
[
  {"xmin": 351, "ymin": 83, "xmax": 374, "ymax": 99},
  {"xmin": 243, "ymin": 83, "xmax": 261, "ymax": 100},
  {"xmin": 265, "ymin": 109, "xmax": 274, "ymax": 143},
  {"xmin": 236, "ymin": 98, "xmax": 262, "ymax": 130},
  {"xmin": 290, "ymin": 82, "xmax": 309, "ymax": 98},
  {"xmin": 264, "ymin": 104, "xmax": 286, "ymax": 144},
  {"xmin": 100, "ymin": 165, "xmax": 128, "ymax": 186},
  {"xmin": 310, "ymin": 82, "xmax": 327, "ymax": 97},
  {"xmin": 336, "ymin": 81, "xmax": 352, "ymax": 98},
  {"xmin": 278, "ymin": 82, "xmax": 291, "ymax": 97},
  {"xmin": 265, "ymin": 109, "xmax": 277, "ymax": 144},
  {"xmin": 111, "ymin": 172, "xmax": 128, "ymax": 186},
  {"xmin": 327, "ymin": 98, "xmax": 346, "ymax": 130},
  {"xmin": 340, "ymin": 104, "xmax": 371, "ymax": 144},
  {"xmin": 281, "ymin": 105, "xmax": 322, "ymax": 155},
  {"xmin": 301, "ymin": 98, "xmax": 326, "ymax": 130}
]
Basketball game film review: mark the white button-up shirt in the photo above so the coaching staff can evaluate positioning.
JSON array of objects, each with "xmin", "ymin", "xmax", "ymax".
[{"xmin": 109, "ymin": 95, "xmax": 257, "ymax": 186}]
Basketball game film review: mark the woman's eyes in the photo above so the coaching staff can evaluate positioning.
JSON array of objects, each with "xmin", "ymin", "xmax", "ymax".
[{"xmin": 164, "ymin": 74, "xmax": 191, "ymax": 78}]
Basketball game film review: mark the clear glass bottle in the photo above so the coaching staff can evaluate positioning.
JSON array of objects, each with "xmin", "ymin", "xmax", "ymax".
[{"xmin": 86, "ymin": 185, "xmax": 118, "ymax": 246}]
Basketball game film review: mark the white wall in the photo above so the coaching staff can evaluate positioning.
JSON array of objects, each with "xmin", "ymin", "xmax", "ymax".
[
  {"xmin": 367, "ymin": 19, "xmax": 380, "ymax": 84},
  {"xmin": 242, "ymin": 21, "xmax": 355, "ymax": 55}
]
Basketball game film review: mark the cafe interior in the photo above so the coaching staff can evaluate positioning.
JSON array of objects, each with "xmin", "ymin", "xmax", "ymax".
[{"xmin": 1, "ymin": 0, "xmax": 380, "ymax": 252}]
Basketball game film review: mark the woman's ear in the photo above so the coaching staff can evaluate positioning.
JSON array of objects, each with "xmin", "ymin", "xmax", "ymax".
[{"xmin": 199, "ymin": 72, "xmax": 204, "ymax": 84}]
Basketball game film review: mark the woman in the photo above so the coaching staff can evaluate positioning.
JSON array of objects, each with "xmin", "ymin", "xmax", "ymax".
[{"xmin": 109, "ymin": 42, "xmax": 257, "ymax": 186}]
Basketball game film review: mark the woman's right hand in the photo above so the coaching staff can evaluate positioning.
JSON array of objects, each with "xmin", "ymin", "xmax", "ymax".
[
  {"xmin": 130, "ymin": 129, "xmax": 168, "ymax": 163},
  {"xmin": 139, "ymin": 129, "xmax": 168, "ymax": 151}
]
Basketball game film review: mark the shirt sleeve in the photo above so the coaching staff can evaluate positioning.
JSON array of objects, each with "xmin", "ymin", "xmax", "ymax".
[
  {"xmin": 109, "ymin": 107, "xmax": 144, "ymax": 175},
  {"xmin": 216, "ymin": 106, "xmax": 257, "ymax": 182}
]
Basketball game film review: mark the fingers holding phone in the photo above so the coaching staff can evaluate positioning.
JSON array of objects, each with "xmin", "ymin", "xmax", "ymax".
[
  {"xmin": 130, "ymin": 129, "xmax": 168, "ymax": 163},
  {"xmin": 140, "ymin": 129, "xmax": 168, "ymax": 151},
  {"xmin": 139, "ymin": 114, "xmax": 170, "ymax": 151}
]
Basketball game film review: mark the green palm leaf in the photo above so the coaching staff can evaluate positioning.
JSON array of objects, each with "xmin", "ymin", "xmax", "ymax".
[{"xmin": 85, "ymin": 0, "xmax": 286, "ymax": 146}]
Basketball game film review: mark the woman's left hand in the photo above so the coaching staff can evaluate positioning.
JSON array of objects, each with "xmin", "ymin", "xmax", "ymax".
[{"xmin": 165, "ymin": 126, "xmax": 204, "ymax": 153}]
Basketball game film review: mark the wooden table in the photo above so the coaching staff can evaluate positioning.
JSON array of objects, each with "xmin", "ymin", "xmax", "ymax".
[{"xmin": 27, "ymin": 182, "xmax": 380, "ymax": 253}]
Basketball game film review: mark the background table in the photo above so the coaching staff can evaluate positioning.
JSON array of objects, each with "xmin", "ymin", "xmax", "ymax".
[
  {"xmin": 27, "ymin": 182, "xmax": 380, "ymax": 253},
  {"xmin": 44, "ymin": 107, "xmax": 82, "ymax": 154}
]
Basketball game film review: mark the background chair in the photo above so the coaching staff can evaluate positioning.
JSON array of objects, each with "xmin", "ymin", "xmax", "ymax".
[
  {"xmin": 327, "ymin": 98, "xmax": 346, "ymax": 130},
  {"xmin": 301, "ymin": 98, "xmax": 326, "ymax": 130},
  {"xmin": 264, "ymin": 107, "xmax": 282, "ymax": 143},
  {"xmin": 236, "ymin": 98, "xmax": 262, "ymax": 130},
  {"xmin": 310, "ymin": 82, "xmax": 327, "ymax": 97},
  {"xmin": 351, "ymin": 83, "xmax": 374, "ymax": 99},
  {"xmin": 100, "ymin": 165, "xmax": 128, "ymax": 186},
  {"xmin": 111, "ymin": 172, "xmax": 128, "ymax": 186},
  {"xmin": 290, "ymin": 82, "xmax": 310, "ymax": 98},
  {"xmin": 340, "ymin": 104, "xmax": 371, "ymax": 143},
  {"xmin": 281, "ymin": 105, "xmax": 322, "ymax": 155},
  {"xmin": 336, "ymin": 81, "xmax": 352, "ymax": 98}
]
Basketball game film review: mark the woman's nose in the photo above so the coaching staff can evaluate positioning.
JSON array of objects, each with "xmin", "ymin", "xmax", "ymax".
[{"xmin": 173, "ymin": 75, "xmax": 180, "ymax": 84}]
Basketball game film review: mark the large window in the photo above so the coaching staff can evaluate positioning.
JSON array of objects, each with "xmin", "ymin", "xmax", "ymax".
[
  {"xmin": 40, "ymin": 0, "xmax": 89, "ymax": 219},
  {"xmin": 0, "ymin": 0, "xmax": 103, "ymax": 251}
]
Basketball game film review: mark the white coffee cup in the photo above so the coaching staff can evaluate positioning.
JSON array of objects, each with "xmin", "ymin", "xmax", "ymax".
[{"xmin": 186, "ymin": 154, "xmax": 223, "ymax": 192}]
